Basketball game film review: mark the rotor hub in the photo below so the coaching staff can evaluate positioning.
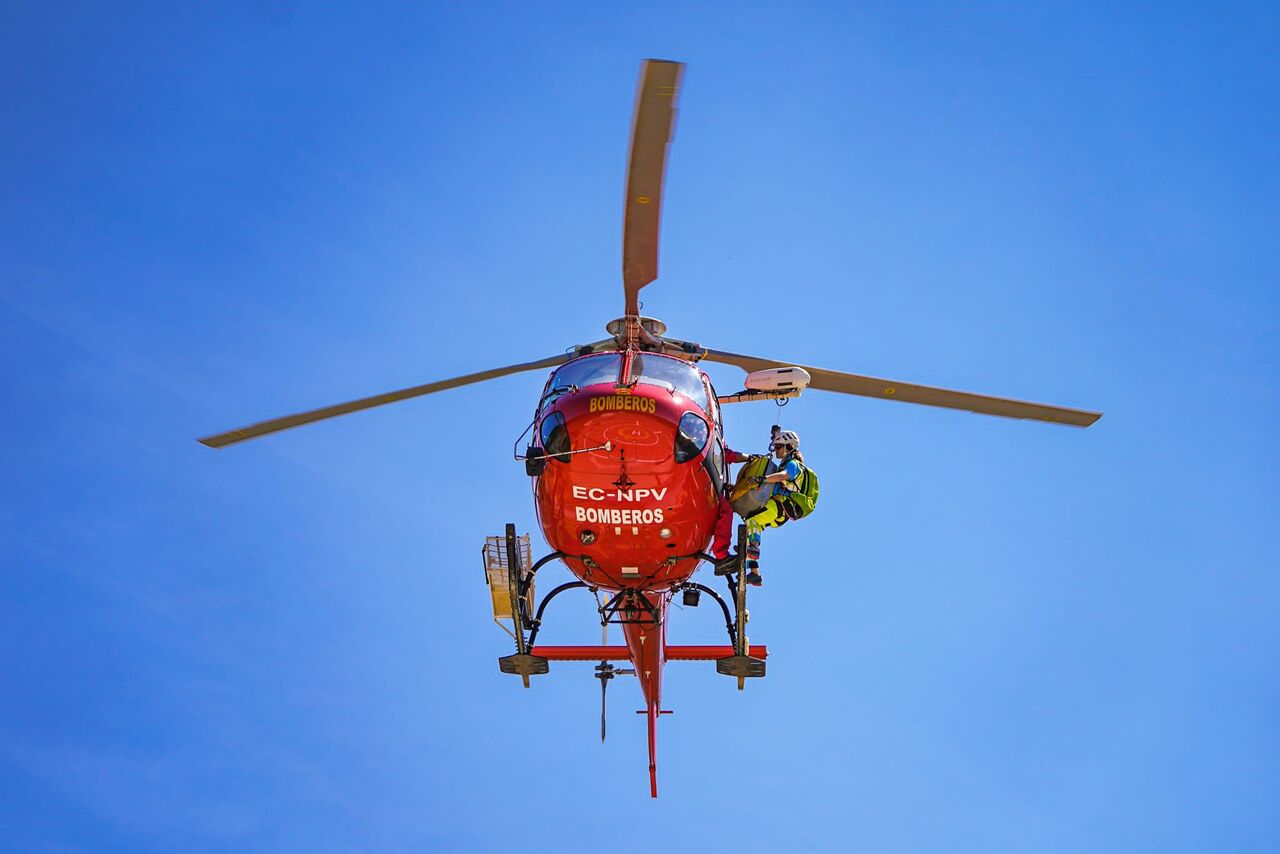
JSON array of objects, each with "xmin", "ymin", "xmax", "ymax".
[{"xmin": 605, "ymin": 316, "xmax": 667, "ymax": 338}]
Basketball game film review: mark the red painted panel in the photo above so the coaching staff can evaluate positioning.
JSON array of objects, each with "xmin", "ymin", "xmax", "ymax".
[
  {"xmin": 531, "ymin": 374, "xmax": 720, "ymax": 592},
  {"xmin": 665, "ymin": 645, "xmax": 769, "ymax": 660},
  {"xmin": 531, "ymin": 644, "xmax": 769, "ymax": 661}
]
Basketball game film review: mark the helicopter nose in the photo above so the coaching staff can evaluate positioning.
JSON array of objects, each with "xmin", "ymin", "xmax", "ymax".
[
  {"xmin": 597, "ymin": 417, "xmax": 671, "ymax": 457},
  {"xmin": 565, "ymin": 405, "xmax": 677, "ymax": 465}
]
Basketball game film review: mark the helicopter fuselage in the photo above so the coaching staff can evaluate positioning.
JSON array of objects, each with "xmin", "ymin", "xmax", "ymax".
[
  {"xmin": 532, "ymin": 349, "xmax": 725, "ymax": 592},
  {"xmin": 529, "ymin": 348, "xmax": 730, "ymax": 748}
]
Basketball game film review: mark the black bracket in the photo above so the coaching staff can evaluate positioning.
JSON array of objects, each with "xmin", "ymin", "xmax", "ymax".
[
  {"xmin": 520, "ymin": 550, "xmax": 568, "ymax": 591},
  {"xmin": 599, "ymin": 588, "xmax": 662, "ymax": 626},
  {"xmin": 682, "ymin": 582, "xmax": 737, "ymax": 647},
  {"xmin": 525, "ymin": 581, "xmax": 594, "ymax": 648}
]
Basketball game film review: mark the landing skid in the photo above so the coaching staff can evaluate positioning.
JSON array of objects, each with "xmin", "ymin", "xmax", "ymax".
[
  {"xmin": 500, "ymin": 524, "xmax": 544, "ymax": 686},
  {"xmin": 717, "ymin": 524, "xmax": 767, "ymax": 689},
  {"xmin": 486, "ymin": 524, "xmax": 575, "ymax": 686},
  {"xmin": 497, "ymin": 653, "xmax": 549, "ymax": 677}
]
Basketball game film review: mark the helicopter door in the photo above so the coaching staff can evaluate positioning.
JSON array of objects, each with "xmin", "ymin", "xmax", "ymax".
[{"xmin": 704, "ymin": 436, "xmax": 725, "ymax": 493}]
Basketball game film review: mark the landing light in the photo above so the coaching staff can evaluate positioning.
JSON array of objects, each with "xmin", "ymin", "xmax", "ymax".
[
  {"xmin": 579, "ymin": 530, "xmax": 597, "ymax": 545},
  {"xmin": 659, "ymin": 527, "xmax": 672, "ymax": 539}
]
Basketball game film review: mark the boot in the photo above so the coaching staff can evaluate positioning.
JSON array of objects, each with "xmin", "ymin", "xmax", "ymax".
[{"xmin": 713, "ymin": 553, "xmax": 740, "ymax": 576}]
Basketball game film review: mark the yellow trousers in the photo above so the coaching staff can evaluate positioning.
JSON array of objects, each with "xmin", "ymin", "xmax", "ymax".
[{"xmin": 745, "ymin": 498, "xmax": 790, "ymax": 556}]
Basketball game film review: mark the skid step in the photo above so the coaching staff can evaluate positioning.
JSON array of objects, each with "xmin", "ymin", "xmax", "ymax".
[
  {"xmin": 498, "ymin": 653, "xmax": 549, "ymax": 677},
  {"xmin": 716, "ymin": 655, "xmax": 766, "ymax": 678}
]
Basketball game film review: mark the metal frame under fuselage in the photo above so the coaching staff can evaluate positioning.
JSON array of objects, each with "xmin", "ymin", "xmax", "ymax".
[{"xmin": 498, "ymin": 521, "xmax": 765, "ymax": 798}]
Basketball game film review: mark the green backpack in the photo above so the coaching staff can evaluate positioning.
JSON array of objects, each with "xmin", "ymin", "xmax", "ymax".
[{"xmin": 784, "ymin": 463, "xmax": 820, "ymax": 519}]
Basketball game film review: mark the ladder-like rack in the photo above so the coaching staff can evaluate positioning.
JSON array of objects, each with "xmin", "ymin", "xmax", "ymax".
[{"xmin": 482, "ymin": 533, "xmax": 534, "ymax": 639}]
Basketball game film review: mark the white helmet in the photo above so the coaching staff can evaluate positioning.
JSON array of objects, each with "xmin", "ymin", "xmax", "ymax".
[{"xmin": 772, "ymin": 430, "xmax": 800, "ymax": 450}]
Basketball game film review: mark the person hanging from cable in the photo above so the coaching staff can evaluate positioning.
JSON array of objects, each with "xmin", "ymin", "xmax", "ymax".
[{"xmin": 732, "ymin": 426, "xmax": 819, "ymax": 586}]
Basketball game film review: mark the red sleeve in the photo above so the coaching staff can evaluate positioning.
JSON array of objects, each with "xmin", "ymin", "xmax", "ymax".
[{"xmin": 725, "ymin": 448, "xmax": 750, "ymax": 464}]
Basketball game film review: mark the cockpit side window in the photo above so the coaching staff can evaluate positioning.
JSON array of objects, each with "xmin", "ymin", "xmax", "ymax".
[
  {"xmin": 703, "ymin": 373, "xmax": 721, "ymax": 432},
  {"xmin": 704, "ymin": 436, "xmax": 725, "ymax": 492},
  {"xmin": 541, "ymin": 354, "xmax": 622, "ymax": 410},
  {"xmin": 627, "ymin": 353, "xmax": 711, "ymax": 413}
]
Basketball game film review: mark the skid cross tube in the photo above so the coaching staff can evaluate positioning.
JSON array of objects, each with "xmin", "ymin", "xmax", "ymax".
[
  {"xmin": 683, "ymin": 583, "xmax": 737, "ymax": 647},
  {"xmin": 525, "ymin": 581, "xmax": 592, "ymax": 648},
  {"xmin": 520, "ymin": 550, "xmax": 568, "ymax": 589}
]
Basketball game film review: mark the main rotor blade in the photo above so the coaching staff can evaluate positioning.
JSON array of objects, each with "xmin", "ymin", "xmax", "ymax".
[
  {"xmin": 198, "ymin": 352, "xmax": 575, "ymax": 448},
  {"xmin": 622, "ymin": 59, "xmax": 685, "ymax": 316},
  {"xmin": 700, "ymin": 347, "xmax": 1102, "ymax": 427}
]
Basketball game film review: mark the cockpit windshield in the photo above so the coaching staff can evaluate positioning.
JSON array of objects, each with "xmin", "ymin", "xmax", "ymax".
[
  {"xmin": 628, "ymin": 353, "xmax": 710, "ymax": 413},
  {"xmin": 543, "ymin": 354, "xmax": 622, "ymax": 407}
]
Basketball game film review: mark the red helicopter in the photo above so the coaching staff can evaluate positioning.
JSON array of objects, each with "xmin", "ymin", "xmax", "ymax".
[{"xmin": 200, "ymin": 59, "xmax": 1101, "ymax": 798}]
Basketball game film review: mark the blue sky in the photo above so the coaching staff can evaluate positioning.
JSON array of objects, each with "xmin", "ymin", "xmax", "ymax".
[{"xmin": 2, "ymin": 2, "xmax": 1278, "ymax": 851}]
